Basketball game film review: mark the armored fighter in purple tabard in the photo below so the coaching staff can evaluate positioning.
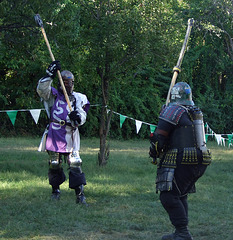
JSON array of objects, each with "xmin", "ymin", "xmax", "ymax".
[{"xmin": 37, "ymin": 61, "xmax": 90, "ymax": 205}]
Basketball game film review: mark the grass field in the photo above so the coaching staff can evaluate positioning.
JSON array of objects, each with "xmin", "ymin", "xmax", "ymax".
[{"xmin": 0, "ymin": 137, "xmax": 233, "ymax": 240}]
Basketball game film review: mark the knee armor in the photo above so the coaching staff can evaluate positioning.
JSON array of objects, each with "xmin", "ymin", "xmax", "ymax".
[
  {"xmin": 68, "ymin": 151, "xmax": 82, "ymax": 168},
  {"xmin": 48, "ymin": 151, "xmax": 62, "ymax": 170}
]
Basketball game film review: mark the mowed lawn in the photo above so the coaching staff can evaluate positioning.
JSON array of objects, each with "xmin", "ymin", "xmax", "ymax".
[{"xmin": 0, "ymin": 137, "xmax": 233, "ymax": 240}]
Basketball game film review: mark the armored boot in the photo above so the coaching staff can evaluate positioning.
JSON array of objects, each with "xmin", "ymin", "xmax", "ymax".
[
  {"xmin": 51, "ymin": 186, "xmax": 60, "ymax": 200},
  {"xmin": 162, "ymin": 227, "xmax": 193, "ymax": 240},
  {"xmin": 161, "ymin": 233, "xmax": 175, "ymax": 240},
  {"xmin": 174, "ymin": 227, "xmax": 193, "ymax": 240},
  {"xmin": 75, "ymin": 185, "xmax": 88, "ymax": 206}
]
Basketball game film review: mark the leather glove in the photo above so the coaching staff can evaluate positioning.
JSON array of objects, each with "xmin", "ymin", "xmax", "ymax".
[
  {"xmin": 46, "ymin": 60, "xmax": 61, "ymax": 78},
  {"xmin": 149, "ymin": 145, "xmax": 158, "ymax": 165},
  {"xmin": 69, "ymin": 110, "xmax": 81, "ymax": 124},
  {"xmin": 149, "ymin": 144, "xmax": 158, "ymax": 159}
]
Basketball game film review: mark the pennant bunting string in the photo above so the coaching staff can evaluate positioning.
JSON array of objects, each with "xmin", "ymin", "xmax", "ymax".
[{"xmin": 0, "ymin": 107, "xmax": 232, "ymax": 147}]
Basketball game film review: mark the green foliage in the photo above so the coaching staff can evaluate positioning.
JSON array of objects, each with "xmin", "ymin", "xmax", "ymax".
[
  {"xmin": 179, "ymin": 0, "xmax": 233, "ymax": 133},
  {"xmin": 0, "ymin": 0, "xmax": 233, "ymax": 137}
]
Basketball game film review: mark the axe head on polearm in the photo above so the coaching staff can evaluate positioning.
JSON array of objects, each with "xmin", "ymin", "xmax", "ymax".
[
  {"xmin": 165, "ymin": 18, "xmax": 195, "ymax": 106},
  {"xmin": 34, "ymin": 14, "xmax": 73, "ymax": 112},
  {"xmin": 34, "ymin": 14, "xmax": 44, "ymax": 28}
]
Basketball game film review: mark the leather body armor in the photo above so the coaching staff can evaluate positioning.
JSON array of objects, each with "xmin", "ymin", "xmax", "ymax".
[
  {"xmin": 155, "ymin": 104, "xmax": 211, "ymax": 193},
  {"xmin": 159, "ymin": 104, "xmax": 211, "ymax": 167}
]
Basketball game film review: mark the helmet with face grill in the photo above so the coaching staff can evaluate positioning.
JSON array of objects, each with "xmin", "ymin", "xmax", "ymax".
[
  {"xmin": 170, "ymin": 82, "xmax": 194, "ymax": 106},
  {"xmin": 59, "ymin": 70, "xmax": 74, "ymax": 95}
]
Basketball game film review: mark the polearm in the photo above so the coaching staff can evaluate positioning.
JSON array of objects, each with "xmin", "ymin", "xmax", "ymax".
[
  {"xmin": 34, "ymin": 14, "xmax": 73, "ymax": 112},
  {"xmin": 165, "ymin": 18, "xmax": 195, "ymax": 106}
]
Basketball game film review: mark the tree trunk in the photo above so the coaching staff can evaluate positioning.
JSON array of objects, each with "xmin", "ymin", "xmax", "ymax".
[
  {"xmin": 97, "ymin": 52, "xmax": 112, "ymax": 166},
  {"xmin": 98, "ymin": 107, "xmax": 112, "ymax": 166}
]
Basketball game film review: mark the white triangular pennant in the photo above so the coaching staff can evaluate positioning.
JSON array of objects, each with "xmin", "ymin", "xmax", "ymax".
[
  {"xmin": 215, "ymin": 134, "xmax": 222, "ymax": 145},
  {"xmin": 135, "ymin": 120, "xmax": 142, "ymax": 134},
  {"xmin": 30, "ymin": 109, "xmax": 41, "ymax": 124}
]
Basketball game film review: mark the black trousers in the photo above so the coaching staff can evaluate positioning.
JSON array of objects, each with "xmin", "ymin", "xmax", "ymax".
[{"xmin": 159, "ymin": 163, "xmax": 207, "ymax": 228}]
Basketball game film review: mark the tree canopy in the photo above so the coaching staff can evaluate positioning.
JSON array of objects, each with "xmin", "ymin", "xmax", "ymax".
[{"xmin": 0, "ymin": 0, "xmax": 233, "ymax": 138}]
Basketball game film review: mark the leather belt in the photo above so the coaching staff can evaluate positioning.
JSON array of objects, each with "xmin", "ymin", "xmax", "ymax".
[{"xmin": 50, "ymin": 119, "xmax": 72, "ymax": 127}]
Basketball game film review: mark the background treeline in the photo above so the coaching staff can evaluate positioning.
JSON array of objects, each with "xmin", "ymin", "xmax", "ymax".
[{"xmin": 0, "ymin": 0, "xmax": 233, "ymax": 139}]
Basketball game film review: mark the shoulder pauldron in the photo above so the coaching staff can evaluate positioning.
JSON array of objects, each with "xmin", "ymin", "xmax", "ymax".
[{"xmin": 159, "ymin": 105, "xmax": 187, "ymax": 125}]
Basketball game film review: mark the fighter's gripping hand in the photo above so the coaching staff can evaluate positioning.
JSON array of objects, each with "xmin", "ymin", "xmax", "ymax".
[
  {"xmin": 149, "ymin": 132, "xmax": 160, "ymax": 165},
  {"xmin": 46, "ymin": 60, "xmax": 61, "ymax": 78},
  {"xmin": 149, "ymin": 143, "xmax": 158, "ymax": 165},
  {"xmin": 69, "ymin": 110, "xmax": 81, "ymax": 124}
]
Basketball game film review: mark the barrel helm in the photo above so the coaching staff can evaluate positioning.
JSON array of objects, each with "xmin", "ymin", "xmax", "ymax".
[
  {"xmin": 170, "ymin": 82, "xmax": 194, "ymax": 106},
  {"xmin": 59, "ymin": 70, "xmax": 74, "ymax": 95}
]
